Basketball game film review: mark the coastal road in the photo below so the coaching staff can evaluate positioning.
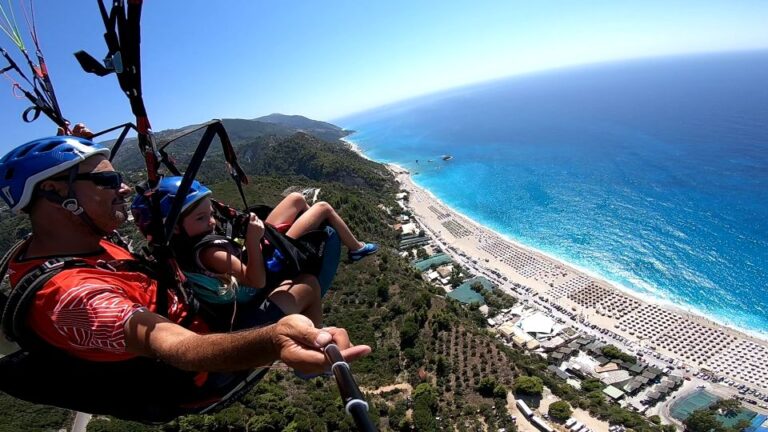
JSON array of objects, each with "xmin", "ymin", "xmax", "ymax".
[{"xmin": 72, "ymin": 412, "xmax": 91, "ymax": 432}]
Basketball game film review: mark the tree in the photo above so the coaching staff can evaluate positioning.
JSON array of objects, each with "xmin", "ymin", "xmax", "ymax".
[
  {"xmin": 416, "ymin": 247, "xmax": 429, "ymax": 259},
  {"xmin": 413, "ymin": 384, "xmax": 438, "ymax": 431},
  {"xmin": 432, "ymin": 311, "xmax": 451, "ymax": 332},
  {"xmin": 86, "ymin": 419, "xmax": 160, "ymax": 432},
  {"xmin": 436, "ymin": 355, "xmax": 451, "ymax": 377},
  {"xmin": 400, "ymin": 315, "xmax": 419, "ymax": 348},
  {"xmin": 414, "ymin": 383, "xmax": 437, "ymax": 403},
  {"xmin": 493, "ymin": 383, "xmax": 508, "ymax": 399},
  {"xmin": 581, "ymin": 378, "xmax": 604, "ymax": 392},
  {"xmin": 601, "ymin": 345, "xmax": 636, "ymax": 364},
  {"xmin": 586, "ymin": 390, "xmax": 605, "ymax": 407},
  {"xmin": 376, "ymin": 280, "xmax": 390, "ymax": 302},
  {"xmin": 714, "ymin": 398, "xmax": 741, "ymax": 415},
  {"xmin": 548, "ymin": 400, "xmax": 573, "ymax": 422},
  {"xmin": 449, "ymin": 266, "xmax": 465, "ymax": 287},
  {"xmin": 0, "ymin": 394, "xmax": 71, "ymax": 432},
  {"xmin": 683, "ymin": 409, "xmax": 721, "ymax": 432},
  {"xmin": 513, "ymin": 375, "xmax": 544, "ymax": 396},
  {"xmin": 470, "ymin": 281, "xmax": 484, "ymax": 293},
  {"xmin": 476, "ymin": 376, "xmax": 498, "ymax": 397},
  {"xmin": 388, "ymin": 400, "xmax": 408, "ymax": 431}
]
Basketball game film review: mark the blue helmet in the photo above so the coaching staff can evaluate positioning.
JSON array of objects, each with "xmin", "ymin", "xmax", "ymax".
[
  {"xmin": 131, "ymin": 176, "xmax": 212, "ymax": 235},
  {"xmin": 0, "ymin": 136, "xmax": 111, "ymax": 212}
]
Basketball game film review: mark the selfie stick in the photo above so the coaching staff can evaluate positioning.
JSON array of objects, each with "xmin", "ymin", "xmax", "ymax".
[{"xmin": 324, "ymin": 343, "xmax": 377, "ymax": 432}]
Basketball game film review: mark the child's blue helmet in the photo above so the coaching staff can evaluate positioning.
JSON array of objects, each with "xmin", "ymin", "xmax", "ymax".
[
  {"xmin": 131, "ymin": 176, "xmax": 212, "ymax": 235},
  {"xmin": 0, "ymin": 136, "xmax": 111, "ymax": 212}
]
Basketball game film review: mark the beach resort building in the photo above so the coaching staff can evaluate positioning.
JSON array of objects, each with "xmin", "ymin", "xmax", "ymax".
[
  {"xmin": 399, "ymin": 222, "xmax": 418, "ymax": 236},
  {"xmin": 603, "ymin": 385, "xmax": 626, "ymax": 401},
  {"xmin": 435, "ymin": 265, "xmax": 453, "ymax": 279},
  {"xmin": 517, "ymin": 312, "xmax": 561, "ymax": 340}
]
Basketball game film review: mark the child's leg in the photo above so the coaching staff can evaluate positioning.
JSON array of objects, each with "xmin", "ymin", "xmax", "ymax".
[
  {"xmin": 265, "ymin": 192, "xmax": 310, "ymax": 226},
  {"xmin": 285, "ymin": 201, "xmax": 364, "ymax": 251},
  {"xmin": 267, "ymin": 273, "xmax": 323, "ymax": 326}
]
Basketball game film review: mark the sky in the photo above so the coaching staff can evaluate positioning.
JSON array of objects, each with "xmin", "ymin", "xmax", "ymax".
[{"xmin": 0, "ymin": 0, "xmax": 767, "ymax": 151}]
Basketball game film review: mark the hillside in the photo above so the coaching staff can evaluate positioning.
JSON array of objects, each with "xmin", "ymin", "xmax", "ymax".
[
  {"xmin": 107, "ymin": 115, "xmax": 346, "ymax": 173},
  {"xmin": 254, "ymin": 113, "xmax": 353, "ymax": 142}
]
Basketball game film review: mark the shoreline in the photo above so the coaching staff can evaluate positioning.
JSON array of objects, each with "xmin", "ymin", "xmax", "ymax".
[
  {"xmin": 425, "ymin": 179, "xmax": 767, "ymax": 342},
  {"xmin": 396, "ymin": 162, "xmax": 768, "ymax": 344},
  {"xmin": 345, "ymin": 134, "xmax": 767, "ymax": 340},
  {"xmin": 345, "ymin": 133, "xmax": 767, "ymax": 341},
  {"xmin": 387, "ymin": 163, "xmax": 768, "ymax": 394},
  {"xmin": 341, "ymin": 137, "xmax": 374, "ymax": 162}
]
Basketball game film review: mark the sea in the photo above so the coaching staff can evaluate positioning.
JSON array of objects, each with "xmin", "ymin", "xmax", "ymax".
[{"xmin": 337, "ymin": 50, "xmax": 768, "ymax": 339}]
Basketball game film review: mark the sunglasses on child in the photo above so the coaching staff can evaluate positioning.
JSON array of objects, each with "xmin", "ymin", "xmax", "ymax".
[{"xmin": 51, "ymin": 171, "xmax": 125, "ymax": 189}]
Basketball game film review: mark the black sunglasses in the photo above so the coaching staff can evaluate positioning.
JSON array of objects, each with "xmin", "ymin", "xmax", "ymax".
[{"xmin": 52, "ymin": 171, "xmax": 124, "ymax": 189}]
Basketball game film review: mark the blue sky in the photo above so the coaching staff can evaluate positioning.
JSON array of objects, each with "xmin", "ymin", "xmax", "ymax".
[{"xmin": 0, "ymin": 1, "xmax": 767, "ymax": 150}]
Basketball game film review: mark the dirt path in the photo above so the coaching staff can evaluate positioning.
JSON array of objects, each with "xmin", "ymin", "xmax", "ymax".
[{"xmin": 363, "ymin": 383, "xmax": 413, "ymax": 395}]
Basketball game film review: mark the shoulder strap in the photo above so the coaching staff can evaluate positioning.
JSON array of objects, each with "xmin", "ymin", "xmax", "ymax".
[
  {"xmin": 194, "ymin": 234, "xmax": 237, "ymax": 252},
  {"xmin": 1, "ymin": 258, "xmax": 92, "ymax": 346},
  {"xmin": 190, "ymin": 234, "xmax": 240, "ymax": 272},
  {"xmin": 104, "ymin": 230, "xmax": 132, "ymax": 252},
  {"xmin": 0, "ymin": 238, "xmax": 31, "ymax": 314}
]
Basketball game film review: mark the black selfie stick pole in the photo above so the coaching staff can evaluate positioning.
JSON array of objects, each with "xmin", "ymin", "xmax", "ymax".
[{"xmin": 324, "ymin": 343, "xmax": 377, "ymax": 432}]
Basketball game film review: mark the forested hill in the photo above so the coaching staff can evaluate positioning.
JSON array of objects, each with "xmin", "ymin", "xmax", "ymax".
[
  {"xmin": 107, "ymin": 114, "xmax": 352, "ymax": 173},
  {"xmin": 254, "ymin": 113, "xmax": 353, "ymax": 142}
]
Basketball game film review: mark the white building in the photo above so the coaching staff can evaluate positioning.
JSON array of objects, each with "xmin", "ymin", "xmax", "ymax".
[{"xmin": 400, "ymin": 222, "xmax": 417, "ymax": 235}]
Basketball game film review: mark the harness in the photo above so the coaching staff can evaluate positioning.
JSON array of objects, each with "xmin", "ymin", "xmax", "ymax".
[
  {"xmin": 177, "ymin": 221, "xmax": 342, "ymax": 305},
  {"xmin": 0, "ymin": 238, "xmax": 264, "ymax": 423}
]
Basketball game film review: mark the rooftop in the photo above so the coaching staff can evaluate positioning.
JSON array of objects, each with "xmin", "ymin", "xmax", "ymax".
[
  {"xmin": 518, "ymin": 312, "xmax": 556, "ymax": 335},
  {"xmin": 603, "ymin": 385, "xmax": 625, "ymax": 400}
]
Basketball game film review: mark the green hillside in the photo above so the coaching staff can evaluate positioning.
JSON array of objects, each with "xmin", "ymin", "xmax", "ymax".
[{"xmin": 254, "ymin": 113, "xmax": 353, "ymax": 142}]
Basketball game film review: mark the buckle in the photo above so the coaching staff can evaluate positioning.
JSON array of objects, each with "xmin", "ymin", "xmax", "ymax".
[{"xmin": 41, "ymin": 260, "xmax": 66, "ymax": 271}]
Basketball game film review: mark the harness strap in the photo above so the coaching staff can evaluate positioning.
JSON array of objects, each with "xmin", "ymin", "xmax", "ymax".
[
  {"xmin": 0, "ymin": 47, "xmax": 69, "ymax": 129},
  {"xmin": 1, "ymin": 257, "xmax": 90, "ymax": 346},
  {"xmin": 0, "ymin": 237, "xmax": 30, "ymax": 314}
]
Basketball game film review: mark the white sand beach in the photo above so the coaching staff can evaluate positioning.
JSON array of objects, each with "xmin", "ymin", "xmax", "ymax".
[{"xmin": 390, "ymin": 164, "xmax": 768, "ymax": 398}]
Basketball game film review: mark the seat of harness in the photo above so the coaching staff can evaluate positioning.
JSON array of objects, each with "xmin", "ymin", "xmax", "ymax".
[{"xmin": 184, "ymin": 272, "xmax": 263, "ymax": 304}]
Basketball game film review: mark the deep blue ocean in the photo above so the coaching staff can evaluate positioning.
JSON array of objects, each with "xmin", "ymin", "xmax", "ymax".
[{"xmin": 338, "ymin": 51, "xmax": 768, "ymax": 337}]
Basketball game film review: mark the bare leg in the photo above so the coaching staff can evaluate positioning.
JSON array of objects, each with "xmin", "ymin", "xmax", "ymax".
[
  {"xmin": 267, "ymin": 273, "xmax": 323, "ymax": 326},
  {"xmin": 285, "ymin": 201, "xmax": 363, "ymax": 251},
  {"xmin": 265, "ymin": 192, "xmax": 310, "ymax": 226}
]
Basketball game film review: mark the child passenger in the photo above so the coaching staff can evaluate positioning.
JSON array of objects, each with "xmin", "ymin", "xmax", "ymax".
[{"xmin": 131, "ymin": 177, "xmax": 378, "ymax": 326}]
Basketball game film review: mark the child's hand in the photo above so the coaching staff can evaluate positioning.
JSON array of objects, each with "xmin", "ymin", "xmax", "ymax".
[{"xmin": 246, "ymin": 213, "xmax": 265, "ymax": 242}]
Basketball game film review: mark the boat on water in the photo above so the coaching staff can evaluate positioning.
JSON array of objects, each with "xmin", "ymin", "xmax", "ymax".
[{"xmin": 442, "ymin": 154, "xmax": 453, "ymax": 161}]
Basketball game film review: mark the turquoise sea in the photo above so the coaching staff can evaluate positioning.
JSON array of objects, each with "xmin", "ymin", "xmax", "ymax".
[{"xmin": 338, "ymin": 51, "xmax": 768, "ymax": 338}]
